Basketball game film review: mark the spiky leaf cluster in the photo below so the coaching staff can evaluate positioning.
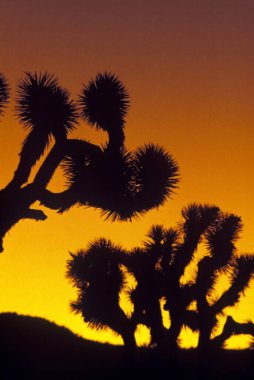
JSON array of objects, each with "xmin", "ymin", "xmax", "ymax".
[
  {"xmin": 67, "ymin": 204, "xmax": 254, "ymax": 350},
  {"xmin": 66, "ymin": 239, "xmax": 132, "ymax": 335},
  {"xmin": 62, "ymin": 143, "xmax": 179, "ymax": 221},
  {"xmin": 16, "ymin": 72, "xmax": 78, "ymax": 139},
  {"xmin": 0, "ymin": 73, "xmax": 9, "ymax": 115},
  {"xmin": 0, "ymin": 70, "xmax": 181, "ymax": 261},
  {"xmin": 211, "ymin": 255, "xmax": 254, "ymax": 314},
  {"xmin": 170, "ymin": 204, "xmax": 220, "ymax": 279},
  {"xmin": 62, "ymin": 147, "xmax": 134, "ymax": 219},
  {"xmin": 206, "ymin": 214, "xmax": 242, "ymax": 266},
  {"xmin": 181, "ymin": 203, "xmax": 220, "ymax": 243},
  {"xmin": 79, "ymin": 72, "xmax": 129, "ymax": 132},
  {"xmin": 67, "ymin": 238, "xmax": 126, "ymax": 300},
  {"xmin": 131, "ymin": 144, "xmax": 179, "ymax": 211}
]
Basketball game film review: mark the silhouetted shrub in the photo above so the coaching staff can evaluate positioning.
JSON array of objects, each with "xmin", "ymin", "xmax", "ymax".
[
  {"xmin": 0, "ymin": 72, "xmax": 179, "ymax": 252},
  {"xmin": 67, "ymin": 203, "xmax": 254, "ymax": 351}
]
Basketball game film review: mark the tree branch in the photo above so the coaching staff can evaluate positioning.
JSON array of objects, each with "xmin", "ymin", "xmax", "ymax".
[
  {"xmin": 32, "ymin": 139, "xmax": 102, "ymax": 191},
  {"xmin": 38, "ymin": 188, "xmax": 76, "ymax": 211},
  {"xmin": 212, "ymin": 316, "xmax": 254, "ymax": 348},
  {"xmin": 23, "ymin": 208, "xmax": 47, "ymax": 221},
  {"xmin": 0, "ymin": 139, "xmax": 101, "ymax": 252}
]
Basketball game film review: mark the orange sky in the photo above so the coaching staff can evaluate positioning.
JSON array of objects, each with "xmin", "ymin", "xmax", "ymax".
[{"xmin": 0, "ymin": 0, "xmax": 254, "ymax": 348}]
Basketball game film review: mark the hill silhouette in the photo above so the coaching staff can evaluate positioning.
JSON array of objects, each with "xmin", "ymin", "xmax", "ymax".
[
  {"xmin": 0, "ymin": 313, "xmax": 253, "ymax": 380},
  {"xmin": 0, "ymin": 312, "xmax": 126, "ymax": 379}
]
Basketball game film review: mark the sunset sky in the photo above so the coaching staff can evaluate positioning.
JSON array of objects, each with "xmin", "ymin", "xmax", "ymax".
[{"xmin": 0, "ymin": 0, "xmax": 254, "ymax": 348}]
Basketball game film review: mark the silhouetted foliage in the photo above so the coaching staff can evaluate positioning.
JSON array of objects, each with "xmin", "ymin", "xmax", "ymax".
[
  {"xmin": 0, "ymin": 73, "xmax": 9, "ymax": 115},
  {"xmin": 14, "ymin": 72, "xmax": 78, "ymax": 187},
  {"xmin": 80, "ymin": 72, "xmax": 129, "ymax": 148},
  {"xmin": 66, "ymin": 239, "xmax": 136, "ymax": 349},
  {"xmin": 67, "ymin": 203, "xmax": 254, "ymax": 352},
  {"xmin": 0, "ymin": 71, "xmax": 179, "ymax": 252}
]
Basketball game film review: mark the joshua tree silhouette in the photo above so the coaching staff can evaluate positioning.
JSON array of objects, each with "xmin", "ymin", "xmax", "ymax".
[
  {"xmin": 0, "ymin": 72, "xmax": 179, "ymax": 252},
  {"xmin": 66, "ymin": 203, "xmax": 254, "ymax": 352}
]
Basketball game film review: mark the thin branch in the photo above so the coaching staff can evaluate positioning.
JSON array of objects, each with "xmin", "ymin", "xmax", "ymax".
[
  {"xmin": 39, "ymin": 188, "xmax": 76, "ymax": 211},
  {"xmin": 212, "ymin": 316, "xmax": 254, "ymax": 348},
  {"xmin": 32, "ymin": 139, "xmax": 102, "ymax": 191},
  {"xmin": 23, "ymin": 208, "xmax": 48, "ymax": 221}
]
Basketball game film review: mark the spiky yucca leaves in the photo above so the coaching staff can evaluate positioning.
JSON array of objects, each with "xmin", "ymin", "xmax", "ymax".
[
  {"xmin": 79, "ymin": 74, "xmax": 178, "ymax": 216},
  {"xmin": 162, "ymin": 204, "xmax": 219, "ymax": 349},
  {"xmin": 181, "ymin": 203, "xmax": 220, "ymax": 240},
  {"xmin": 199, "ymin": 254, "xmax": 254, "ymax": 349},
  {"xmin": 51, "ymin": 74, "xmax": 179, "ymax": 220},
  {"xmin": 159, "ymin": 228, "xmax": 179, "ymax": 271},
  {"xmin": 12, "ymin": 72, "xmax": 78, "ymax": 188},
  {"xmin": 65, "ymin": 205, "xmax": 253, "ymax": 352},
  {"xmin": 196, "ymin": 213, "xmax": 243, "ymax": 306},
  {"xmin": 130, "ymin": 144, "xmax": 179, "ymax": 215},
  {"xmin": 121, "ymin": 205, "xmax": 221, "ymax": 350},
  {"xmin": 61, "ymin": 147, "xmax": 134, "ymax": 219},
  {"xmin": 143, "ymin": 225, "xmax": 179, "ymax": 271},
  {"xmin": 206, "ymin": 213, "xmax": 242, "ymax": 269},
  {"xmin": 145, "ymin": 225, "xmax": 166, "ymax": 247},
  {"xmin": 122, "ymin": 207, "xmax": 251, "ymax": 351},
  {"xmin": 0, "ymin": 71, "xmax": 180, "ymax": 253},
  {"xmin": 170, "ymin": 203, "xmax": 220, "ymax": 279},
  {"xmin": 66, "ymin": 238, "xmax": 126, "ymax": 305},
  {"xmin": 79, "ymin": 72, "xmax": 129, "ymax": 149},
  {"xmin": 66, "ymin": 239, "xmax": 136, "ymax": 348},
  {"xmin": 211, "ymin": 255, "xmax": 254, "ymax": 315},
  {"xmin": 144, "ymin": 225, "xmax": 167, "ymax": 265},
  {"xmin": 61, "ymin": 143, "xmax": 179, "ymax": 221},
  {"xmin": 0, "ymin": 73, "xmax": 9, "ymax": 116},
  {"xmin": 195, "ymin": 214, "xmax": 248, "ymax": 351},
  {"xmin": 16, "ymin": 72, "xmax": 77, "ymax": 137}
]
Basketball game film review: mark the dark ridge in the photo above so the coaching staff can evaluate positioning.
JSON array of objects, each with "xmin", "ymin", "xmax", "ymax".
[
  {"xmin": 0, "ymin": 313, "xmax": 253, "ymax": 380},
  {"xmin": 0, "ymin": 312, "xmax": 124, "ymax": 379}
]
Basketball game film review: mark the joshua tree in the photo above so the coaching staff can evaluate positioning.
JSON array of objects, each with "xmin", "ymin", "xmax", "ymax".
[
  {"xmin": 177, "ymin": 212, "xmax": 254, "ymax": 352},
  {"xmin": 0, "ymin": 71, "xmax": 179, "ymax": 252},
  {"xmin": 158, "ymin": 206, "xmax": 254, "ymax": 351},
  {"xmin": 67, "ymin": 203, "xmax": 254, "ymax": 351}
]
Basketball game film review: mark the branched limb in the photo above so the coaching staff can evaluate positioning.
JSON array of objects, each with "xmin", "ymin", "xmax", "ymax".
[
  {"xmin": 211, "ymin": 256, "xmax": 254, "ymax": 316},
  {"xmin": 6, "ymin": 129, "xmax": 51, "ymax": 191},
  {"xmin": 183, "ymin": 310, "xmax": 199, "ymax": 332},
  {"xmin": 212, "ymin": 315, "xmax": 254, "ymax": 349},
  {"xmin": 32, "ymin": 139, "xmax": 102, "ymax": 191},
  {"xmin": 0, "ymin": 139, "xmax": 101, "ymax": 252},
  {"xmin": 38, "ymin": 188, "xmax": 78, "ymax": 212},
  {"xmin": 0, "ymin": 71, "xmax": 180, "ymax": 257},
  {"xmin": 23, "ymin": 209, "xmax": 47, "ymax": 221}
]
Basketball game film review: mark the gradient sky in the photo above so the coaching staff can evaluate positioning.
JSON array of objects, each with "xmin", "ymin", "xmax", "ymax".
[{"xmin": 0, "ymin": 0, "xmax": 254, "ymax": 348}]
